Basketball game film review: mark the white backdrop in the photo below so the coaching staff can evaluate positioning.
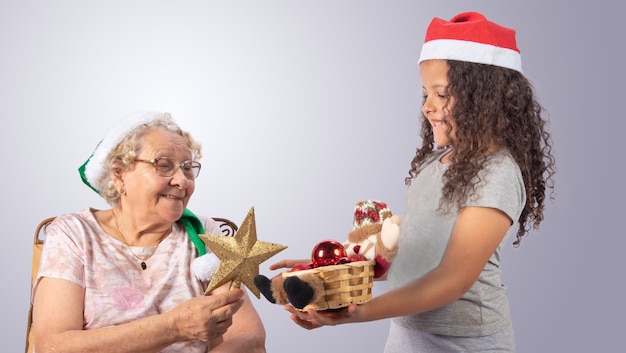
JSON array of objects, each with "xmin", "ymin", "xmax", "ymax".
[{"xmin": 2, "ymin": 1, "xmax": 623, "ymax": 352}]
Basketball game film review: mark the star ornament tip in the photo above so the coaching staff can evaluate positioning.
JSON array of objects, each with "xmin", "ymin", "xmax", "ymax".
[{"xmin": 199, "ymin": 207, "xmax": 287, "ymax": 298}]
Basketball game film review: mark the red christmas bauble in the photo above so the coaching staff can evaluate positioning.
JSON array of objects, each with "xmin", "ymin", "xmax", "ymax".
[
  {"xmin": 311, "ymin": 240, "xmax": 347, "ymax": 267},
  {"xmin": 348, "ymin": 254, "xmax": 368, "ymax": 262}
]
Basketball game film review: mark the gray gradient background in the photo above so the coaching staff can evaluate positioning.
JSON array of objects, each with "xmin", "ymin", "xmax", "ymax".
[{"xmin": 2, "ymin": 1, "xmax": 622, "ymax": 352}]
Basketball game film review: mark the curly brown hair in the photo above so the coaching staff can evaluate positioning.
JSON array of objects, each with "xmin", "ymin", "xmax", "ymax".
[{"xmin": 405, "ymin": 60, "xmax": 556, "ymax": 246}]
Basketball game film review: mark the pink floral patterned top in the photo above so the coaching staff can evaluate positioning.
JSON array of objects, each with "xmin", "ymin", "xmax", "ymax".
[{"xmin": 32, "ymin": 208, "xmax": 223, "ymax": 352}]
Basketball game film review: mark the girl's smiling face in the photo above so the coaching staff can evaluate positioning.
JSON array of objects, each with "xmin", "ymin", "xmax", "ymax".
[{"xmin": 420, "ymin": 59, "xmax": 455, "ymax": 148}]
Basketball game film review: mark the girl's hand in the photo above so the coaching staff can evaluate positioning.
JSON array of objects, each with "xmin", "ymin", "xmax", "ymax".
[
  {"xmin": 269, "ymin": 259, "xmax": 310, "ymax": 270},
  {"xmin": 284, "ymin": 304, "xmax": 359, "ymax": 330}
]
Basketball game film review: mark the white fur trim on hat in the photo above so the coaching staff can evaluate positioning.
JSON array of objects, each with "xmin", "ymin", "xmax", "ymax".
[
  {"xmin": 81, "ymin": 111, "xmax": 165, "ymax": 192},
  {"xmin": 419, "ymin": 39, "xmax": 522, "ymax": 73}
]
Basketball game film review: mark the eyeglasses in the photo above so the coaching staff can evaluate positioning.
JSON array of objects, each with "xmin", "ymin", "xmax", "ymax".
[{"xmin": 135, "ymin": 157, "xmax": 201, "ymax": 179}]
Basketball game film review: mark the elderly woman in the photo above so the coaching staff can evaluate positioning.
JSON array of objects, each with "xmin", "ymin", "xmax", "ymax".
[{"xmin": 31, "ymin": 111, "xmax": 266, "ymax": 352}]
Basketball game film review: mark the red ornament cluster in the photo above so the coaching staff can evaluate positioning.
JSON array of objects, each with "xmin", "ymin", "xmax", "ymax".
[
  {"xmin": 290, "ymin": 240, "xmax": 368, "ymax": 272},
  {"xmin": 312, "ymin": 240, "xmax": 347, "ymax": 267}
]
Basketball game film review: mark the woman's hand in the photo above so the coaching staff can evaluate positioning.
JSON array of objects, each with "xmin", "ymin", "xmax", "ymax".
[
  {"xmin": 165, "ymin": 288, "xmax": 244, "ymax": 342},
  {"xmin": 284, "ymin": 303, "xmax": 361, "ymax": 330}
]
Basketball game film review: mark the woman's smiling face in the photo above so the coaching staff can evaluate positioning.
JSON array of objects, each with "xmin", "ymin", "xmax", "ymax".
[{"xmin": 121, "ymin": 128, "xmax": 196, "ymax": 224}]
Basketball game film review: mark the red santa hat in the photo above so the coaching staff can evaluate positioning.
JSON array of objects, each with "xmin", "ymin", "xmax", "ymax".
[{"xmin": 418, "ymin": 12, "xmax": 523, "ymax": 73}]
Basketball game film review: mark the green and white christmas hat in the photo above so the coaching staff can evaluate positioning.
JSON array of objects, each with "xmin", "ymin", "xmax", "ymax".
[
  {"xmin": 78, "ymin": 111, "xmax": 163, "ymax": 193},
  {"xmin": 76, "ymin": 111, "xmax": 209, "ymax": 257}
]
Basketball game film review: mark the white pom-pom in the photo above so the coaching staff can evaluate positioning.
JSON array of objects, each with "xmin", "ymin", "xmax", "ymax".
[
  {"xmin": 381, "ymin": 216, "xmax": 401, "ymax": 249},
  {"xmin": 191, "ymin": 253, "xmax": 221, "ymax": 282}
]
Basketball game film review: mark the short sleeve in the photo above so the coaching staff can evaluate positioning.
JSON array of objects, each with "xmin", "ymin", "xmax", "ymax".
[{"xmin": 467, "ymin": 153, "xmax": 526, "ymax": 223}]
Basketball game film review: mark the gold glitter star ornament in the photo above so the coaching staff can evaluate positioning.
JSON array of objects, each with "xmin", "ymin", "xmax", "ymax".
[{"xmin": 199, "ymin": 207, "xmax": 287, "ymax": 298}]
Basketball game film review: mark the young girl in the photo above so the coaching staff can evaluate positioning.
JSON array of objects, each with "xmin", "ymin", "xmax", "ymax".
[{"xmin": 276, "ymin": 11, "xmax": 556, "ymax": 352}]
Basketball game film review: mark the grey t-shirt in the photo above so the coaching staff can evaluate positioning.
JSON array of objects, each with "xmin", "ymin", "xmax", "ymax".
[{"xmin": 388, "ymin": 148, "xmax": 525, "ymax": 337}]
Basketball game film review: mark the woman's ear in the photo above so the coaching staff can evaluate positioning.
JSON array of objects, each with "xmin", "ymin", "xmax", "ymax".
[{"xmin": 111, "ymin": 168, "xmax": 125, "ymax": 194}]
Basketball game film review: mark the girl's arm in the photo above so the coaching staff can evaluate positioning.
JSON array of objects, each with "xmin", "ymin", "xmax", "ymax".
[{"xmin": 287, "ymin": 206, "xmax": 512, "ymax": 328}]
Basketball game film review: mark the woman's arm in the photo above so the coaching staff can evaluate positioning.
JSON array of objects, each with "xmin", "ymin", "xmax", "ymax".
[
  {"xmin": 288, "ymin": 206, "xmax": 512, "ymax": 328},
  {"xmin": 32, "ymin": 278, "xmax": 244, "ymax": 353},
  {"xmin": 211, "ymin": 286, "xmax": 266, "ymax": 353}
]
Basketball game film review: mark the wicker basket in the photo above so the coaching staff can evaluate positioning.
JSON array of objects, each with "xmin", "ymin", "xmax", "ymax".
[{"xmin": 282, "ymin": 260, "xmax": 374, "ymax": 310}]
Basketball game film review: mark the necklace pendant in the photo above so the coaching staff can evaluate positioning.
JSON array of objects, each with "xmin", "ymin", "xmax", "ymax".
[{"xmin": 141, "ymin": 261, "xmax": 147, "ymax": 270}]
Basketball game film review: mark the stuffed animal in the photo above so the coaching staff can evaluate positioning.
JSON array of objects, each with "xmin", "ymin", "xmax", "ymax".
[{"xmin": 254, "ymin": 200, "xmax": 401, "ymax": 310}]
